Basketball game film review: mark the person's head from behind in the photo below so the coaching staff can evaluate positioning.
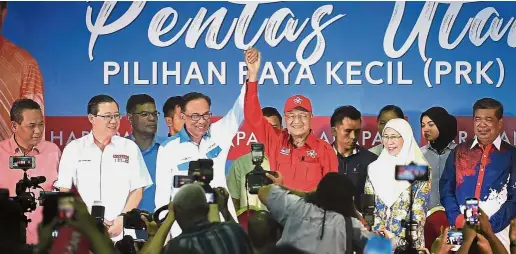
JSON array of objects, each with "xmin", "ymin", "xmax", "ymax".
[
  {"xmin": 381, "ymin": 118, "xmax": 415, "ymax": 157},
  {"xmin": 87, "ymin": 95, "xmax": 120, "ymax": 138},
  {"xmin": 173, "ymin": 184, "xmax": 209, "ymax": 229},
  {"xmin": 262, "ymin": 107, "xmax": 282, "ymax": 130},
  {"xmin": 127, "ymin": 94, "xmax": 158, "ymax": 136},
  {"xmin": 163, "ymin": 96, "xmax": 185, "ymax": 135},
  {"xmin": 377, "ymin": 105, "xmax": 404, "ymax": 134},
  {"xmin": 0, "ymin": 2, "xmax": 7, "ymax": 31},
  {"xmin": 473, "ymin": 98, "xmax": 503, "ymax": 146},
  {"xmin": 421, "ymin": 107, "xmax": 457, "ymax": 144},
  {"xmin": 248, "ymin": 210, "xmax": 281, "ymax": 251},
  {"xmin": 283, "ymin": 95, "xmax": 313, "ymax": 138},
  {"xmin": 10, "ymin": 99, "xmax": 44, "ymax": 149},
  {"xmin": 331, "ymin": 106, "xmax": 362, "ymax": 151},
  {"xmin": 314, "ymin": 172, "xmax": 356, "ymax": 218},
  {"xmin": 181, "ymin": 93, "xmax": 212, "ymax": 141}
]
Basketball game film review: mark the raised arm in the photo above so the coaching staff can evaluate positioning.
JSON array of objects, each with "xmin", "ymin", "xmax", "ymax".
[{"xmin": 243, "ymin": 48, "xmax": 281, "ymax": 154}]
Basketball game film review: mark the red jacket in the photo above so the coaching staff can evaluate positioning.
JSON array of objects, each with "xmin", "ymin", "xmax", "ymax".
[{"xmin": 244, "ymin": 81, "xmax": 338, "ymax": 191}]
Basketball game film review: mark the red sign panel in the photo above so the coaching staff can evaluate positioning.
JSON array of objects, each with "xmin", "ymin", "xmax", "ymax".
[{"xmin": 45, "ymin": 116, "xmax": 516, "ymax": 161}]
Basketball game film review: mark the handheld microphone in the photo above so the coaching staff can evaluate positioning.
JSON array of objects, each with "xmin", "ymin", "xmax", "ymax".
[{"xmin": 361, "ymin": 194, "xmax": 375, "ymax": 228}]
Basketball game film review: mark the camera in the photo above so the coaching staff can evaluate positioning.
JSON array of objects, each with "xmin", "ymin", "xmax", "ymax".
[
  {"xmin": 246, "ymin": 143, "xmax": 279, "ymax": 194},
  {"xmin": 173, "ymin": 159, "xmax": 214, "ymax": 188},
  {"xmin": 395, "ymin": 163, "xmax": 429, "ymax": 182},
  {"xmin": 361, "ymin": 194, "xmax": 375, "ymax": 228},
  {"xmin": 123, "ymin": 208, "xmax": 153, "ymax": 230}
]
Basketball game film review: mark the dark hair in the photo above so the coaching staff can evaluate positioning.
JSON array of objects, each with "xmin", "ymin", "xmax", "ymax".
[
  {"xmin": 378, "ymin": 105, "xmax": 404, "ymax": 120},
  {"xmin": 182, "ymin": 92, "xmax": 211, "ymax": 112},
  {"xmin": 163, "ymin": 96, "xmax": 184, "ymax": 117},
  {"xmin": 248, "ymin": 211, "xmax": 281, "ymax": 250},
  {"xmin": 126, "ymin": 94, "xmax": 155, "ymax": 114},
  {"xmin": 330, "ymin": 106, "xmax": 361, "ymax": 127},
  {"xmin": 10, "ymin": 99, "xmax": 41, "ymax": 124},
  {"xmin": 262, "ymin": 107, "xmax": 282, "ymax": 123},
  {"xmin": 87, "ymin": 95, "xmax": 119, "ymax": 115},
  {"xmin": 473, "ymin": 98, "xmax": 503, "ymax": 119},
  {"xmin": 314, "ymin": 173, "xmax": 357, "ymax": 218},
  {"xmin": 0, "ymin": 2, "xmax": 7, "ymax": 10}
]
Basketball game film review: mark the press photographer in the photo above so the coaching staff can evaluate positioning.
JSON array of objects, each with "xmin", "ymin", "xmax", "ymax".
[{"xmin": 0, "ymin": 99, "xmax": 61, "ymax": 244}]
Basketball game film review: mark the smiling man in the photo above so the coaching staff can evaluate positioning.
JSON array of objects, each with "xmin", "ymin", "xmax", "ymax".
[
  {"xmin": 440, "ymin": 98, "xmax": 516, "ymax": 250},
  {"xmin": 243, "ymin": 47, "xmax": 338, "ymax": 192},
  {"xmin": 56, "ymin": 95, "xmax": 152, "ymax": 242}
]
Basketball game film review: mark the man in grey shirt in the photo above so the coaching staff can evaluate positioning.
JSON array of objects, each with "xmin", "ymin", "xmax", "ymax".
[{"xmin": 258, "ymin": 172, "xmax": 373, "ymax": 254}]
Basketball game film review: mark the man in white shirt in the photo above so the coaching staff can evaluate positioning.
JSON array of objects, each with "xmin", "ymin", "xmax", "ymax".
[
  {"xmin": 55, "ymin": 95, "xmax": 152, "ymax": 242},
  {"xmin": 155, "ymin": 79, "xmax": 251, "ymax": 237}
]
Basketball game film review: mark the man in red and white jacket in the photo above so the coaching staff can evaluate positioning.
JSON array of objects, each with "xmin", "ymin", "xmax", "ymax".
[{"xmin": 243, "ymin": 48, "xmax": 338, "ymax": 192}]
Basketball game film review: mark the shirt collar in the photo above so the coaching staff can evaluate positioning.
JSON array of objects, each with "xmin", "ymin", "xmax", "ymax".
[
  {"xmin": 178, "ymin": 125, "xmax": 211, "ymax": 144},
  {"xmin": 87, "ymin": 131, "xmax": 116, "ymax": 148},
  {"xmin": 470, "ymin": 135, "xmax": 502, "ymax": 150},
  {"xmin": 301, "ymin": 131, "xmax": 317, "ymax": 149},
  {"xmin": 332, "ymin": 142, "xmax": 358, "ymax": 157},
  {"xmin": 127, "ymin": 134, "xmax": 162, "ymax": 146},
  {"xmin": 9, "ymin": 136, "xmax": 41, "ymax": 154}
]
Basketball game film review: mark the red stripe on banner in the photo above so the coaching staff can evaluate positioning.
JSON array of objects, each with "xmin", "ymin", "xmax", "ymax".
[
  {"xmin": 45, "ymin": 116, "xmax": 516, "ymax": 160},
  {"xmin": 44, "ymin": 116, "xmax": 381, "ymax": 160}
]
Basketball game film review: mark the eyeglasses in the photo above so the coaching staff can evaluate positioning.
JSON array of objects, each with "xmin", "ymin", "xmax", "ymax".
[
  {"xmin": 132, "ymin": 111, "xmax": 160, "ymax": 118},
  {"xmin": 184, "ymin": 112, "xmax": 212, "ymax": 121},
  {"xmin": 382, "ymin": 135, "xmax": 402, "ymax": 141},
  {"xmin": 285, "ymin": 114, "xmax": 310, "ymax": 121},
  {"xmin": 94, "ymin": 113, "xmax": 122, "ymax": 121}
]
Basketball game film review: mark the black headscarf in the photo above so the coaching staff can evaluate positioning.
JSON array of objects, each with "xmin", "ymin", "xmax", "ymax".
[{"xmin": 421, "ymin": 107, "xmax": 458, "ymax": 154}]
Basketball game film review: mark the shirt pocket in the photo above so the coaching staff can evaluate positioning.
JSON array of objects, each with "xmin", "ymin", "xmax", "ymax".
[{"xmin": 75, "ymin": 159, "xmax": 97, "ymax": 188}]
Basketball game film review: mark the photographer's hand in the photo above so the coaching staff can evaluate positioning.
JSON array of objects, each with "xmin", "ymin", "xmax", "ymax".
[
  {"xmin": 214, "ymin": 187, "xmax": 235, "ymax": 223},
  {"xmin": 35, "ymin": 217, "xmax": 61, "ymax": 253},
  {"xmin": 430, "ymin": 226, "xmax": 453, "ymax": 254},
  {"xmin": 266, "ymin": 171, "xmax": 283, "ymax": 185},
  {"xmin": 107, "ymin": 216, "xmax": 123, "ymax": 238},
  {"xmin": 477, "ymin": 208, "xmax": 508, "ymax": 254}
]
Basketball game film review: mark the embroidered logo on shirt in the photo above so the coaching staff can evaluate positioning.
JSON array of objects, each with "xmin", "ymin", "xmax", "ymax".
[
  {"xmin": 113, "ymin": 154, "xmax": 129, "ymax": 163},
  {"xmin": 280, "ymin": 147, "xmax": 290, "ymax": 155},
  {"xmin": 307, "ymin": 150, "xmax": 317, "ymax": 158},
  {"xmin": 293, "ymin": 97, "xmax": 303, "ymax": 104}
]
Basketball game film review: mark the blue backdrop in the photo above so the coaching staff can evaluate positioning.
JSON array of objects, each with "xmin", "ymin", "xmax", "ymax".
[{"xmin": 4, "ymin": 1, "xmax": 516, "ymax": 142}]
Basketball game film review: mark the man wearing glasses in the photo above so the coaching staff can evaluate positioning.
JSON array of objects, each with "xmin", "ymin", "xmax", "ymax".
[
  {"xmin": 155, "ymin": 72, "xmax": 249, "ymax": 237},
  {"xmin": 243, "ymin": 48, "xmax": 338, "ymax": 192},
  {"xmin": 126, "ymin": 94, "xmax": 164, "ymax": 214},
  {"xmin": 55, "ymin": 95, "xmax": 152, "ymax": 242}
]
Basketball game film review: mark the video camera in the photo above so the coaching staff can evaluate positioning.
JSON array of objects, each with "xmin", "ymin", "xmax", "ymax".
[
  {"xmin": 7, "ymin": 156, "xmax": 46, "ymax": 233},
  {"xmin": 123, "ymin": 208, "xmax": 153, "ymax": 230},
  {"xmin": 173, "ymin": 159, "xmax": 214, "ymax": 188},
  {"xmin": 246, "ymin": 143, "xmax": 278, "ymax": 194}
]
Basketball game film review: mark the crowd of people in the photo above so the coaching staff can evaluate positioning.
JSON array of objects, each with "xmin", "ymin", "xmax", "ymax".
[{"xmin": 0, "ymin": 47, "xmax": 515, "ymax": 254}]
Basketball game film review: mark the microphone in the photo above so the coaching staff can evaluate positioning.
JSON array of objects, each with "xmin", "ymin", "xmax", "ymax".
[
  {"xmin": 30, "ymin": 176, "xmax": 46, "ymax": 185},
  {"xmin": 361, "ymin": 194, "xmax": 375, "ymax": 229}
]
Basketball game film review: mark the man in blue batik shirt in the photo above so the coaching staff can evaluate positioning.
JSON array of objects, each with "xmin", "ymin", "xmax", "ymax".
[{"xmin": 126, "ymin": 94, "xmax": 164, "ymax": 215}]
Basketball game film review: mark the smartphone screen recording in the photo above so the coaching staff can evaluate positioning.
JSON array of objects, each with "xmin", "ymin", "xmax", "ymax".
[{"xmin": 465, "ymin": 198, "xmax": 479, "ymax": 225}]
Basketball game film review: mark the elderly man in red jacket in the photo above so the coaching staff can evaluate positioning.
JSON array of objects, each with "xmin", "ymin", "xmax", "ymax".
[{"xmin": 242, "ymin": 48, "xmax": 338, "ymax": 192}]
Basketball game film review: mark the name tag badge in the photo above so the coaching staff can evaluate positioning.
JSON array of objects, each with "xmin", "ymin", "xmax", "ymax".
[{"xmin": 113, "ymin": 154, "xmax": 129, "ymax": 163}]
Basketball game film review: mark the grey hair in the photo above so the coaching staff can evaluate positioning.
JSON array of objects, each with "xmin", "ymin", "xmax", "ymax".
[{"xmin": 173, "ymin": 184, "xmax": 208, "ymax": 213}]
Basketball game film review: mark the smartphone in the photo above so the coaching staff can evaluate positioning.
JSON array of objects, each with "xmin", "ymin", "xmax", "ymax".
[
  {"xmin": 58, "ymin": 195, "xmax": 76, "ymax": 220},
  {"xmin": 465, "ymin": 198, "xmax": 479, "ymax": 225},
  {"xmin": 9, "ymin": 156, "xmax": 36, "ymax": 170},
  {"xmin": 446, "ymin": 229, "xmax": 463, "ymax": 252},
  {"xmin": 205, "ymin": 193, "xmax": 215, "ymax": 204},
  {"xmin": 395, "ymin": 164, "xmax": 429, "ymax": 181}
]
